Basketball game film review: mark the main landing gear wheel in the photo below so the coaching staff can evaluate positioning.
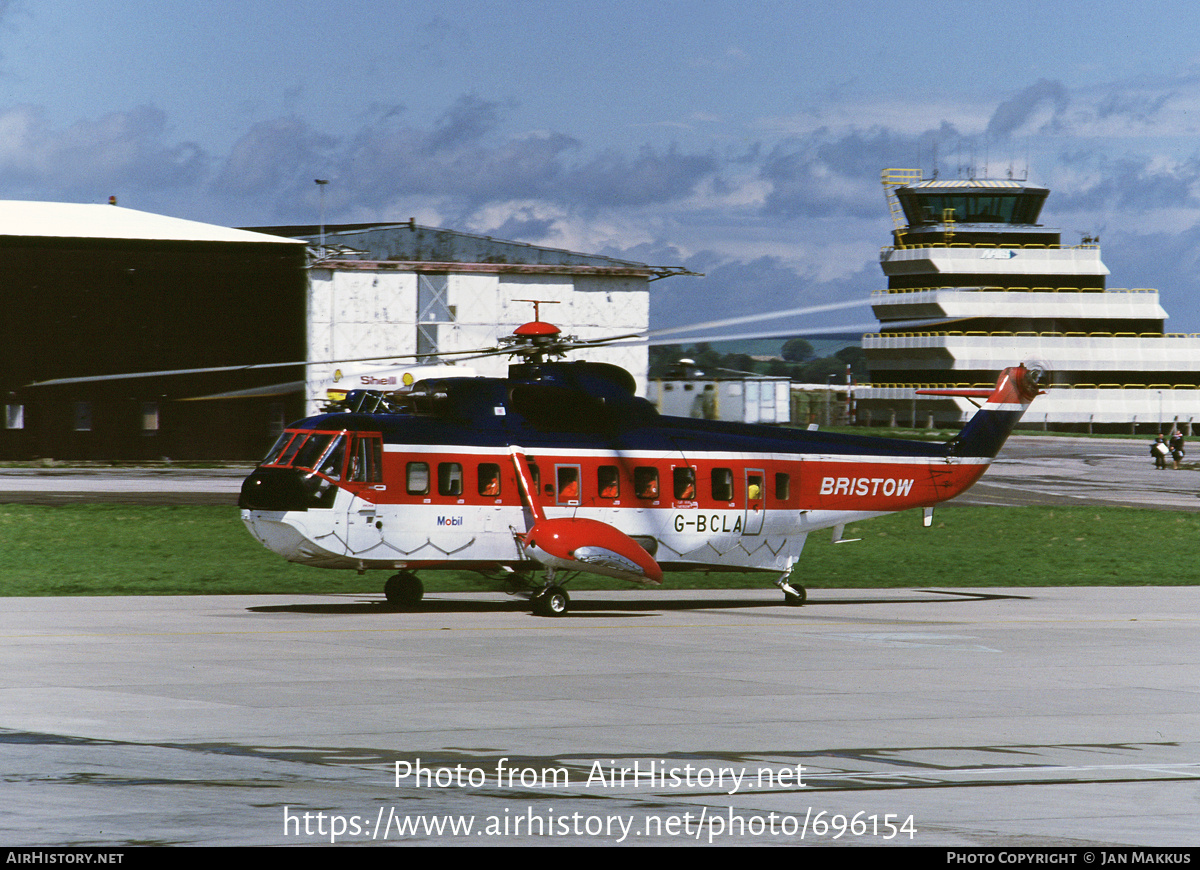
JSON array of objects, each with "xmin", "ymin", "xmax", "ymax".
[
  {"xmin": 384, "ymin": 572, "xmax": 423, "ymax": 607},
  {"xmin": 775, "ymin": 570, "xmax": 806, "ymax": 607},
  {"xmin": 532, "ymin": 585, "xmax": 570, "ymax": 617},
  {"xmin": 784, "ymin": 586, "xmax": 807, "ymax": 606}
]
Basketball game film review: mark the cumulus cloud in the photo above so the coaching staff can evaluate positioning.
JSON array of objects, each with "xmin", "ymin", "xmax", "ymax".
[
  {"xmin": 986, "ymin": 79, "xmax": 1070, "ymax": 139},
  {"xmin": 210, "ymin": 96, "xmax": 718, "ymax": 222},
  {"xmin": 0, "ymin": 104, "xmax": 207, "ymax": 200},
  {"xmin": 759, "ymin": 125, "xmax": 955, "ymax": 219},
  {"xmin": 210, "ymin": 115, "xmax": 336, "ymax": 198},
  {"xmin": 7, "ymin": 75, "xmax": 1200, "ymax": 331}
]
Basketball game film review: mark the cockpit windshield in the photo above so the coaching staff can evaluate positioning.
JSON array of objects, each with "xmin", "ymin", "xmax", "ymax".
[{"xmin": 262, "ymin": 430, "xmax": 347, "ymax": 478}]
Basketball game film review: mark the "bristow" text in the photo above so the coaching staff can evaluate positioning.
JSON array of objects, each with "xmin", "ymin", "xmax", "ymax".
[{"xmin": 820, "ymin": 477, "xmax": 914, "ymax": 497}]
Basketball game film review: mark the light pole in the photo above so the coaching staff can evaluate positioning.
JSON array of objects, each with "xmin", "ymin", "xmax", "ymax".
[{"xmin": 315, "ymin": 179, "xmax": 329, "ymax": 256}]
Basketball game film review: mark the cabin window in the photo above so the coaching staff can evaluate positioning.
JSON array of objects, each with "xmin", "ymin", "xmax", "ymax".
[
  {"xmin": 348, "ymin": 435, "xmax": 381, "ymax": 483},
  {"xmin": 406, "ymin": 462, "xmax": 430, "ymax": 495},
  {"xmin": 711, "ymin": 468, "xmax": 734, "ymax": 501},
  {"xmin": 5, "ymin": 403, "xmax": 23, "ymax": 430},
  {"xmin": 478, "ymin": 463, "xmax": 501, "ymax": 496},
  {"xmin": 634, "ymin": 467, "xmax": 659, "ymax": 499},
  {"xmin": 556, "ymin": 465, "xmax": 581, "ymax": 504},
  {"xmin": 775, "ymin": 472, "xmax": 791, "ymax": 501},
  {"xmin": 673, "ymin": 467, "xmax": 696, "ymax": 500},
  {"xmin": 597, "ymin": 465, "xmax": 620, "ymax": 499},
  {"xmin": 528, "ymin": 462, "xmax": 541, "ymax": 494},
  {"xmin": 747, "ymin": 473, "xmax": 764, "ymax": 501},
  {"xmin": 438, "ymin": 462, "xmax": 463, "ymax": 496}
]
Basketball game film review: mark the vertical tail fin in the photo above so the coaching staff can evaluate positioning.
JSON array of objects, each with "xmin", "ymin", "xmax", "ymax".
[{"xmin": 918, "ymin": 364, "xmax": 1044, "ymax": 459}]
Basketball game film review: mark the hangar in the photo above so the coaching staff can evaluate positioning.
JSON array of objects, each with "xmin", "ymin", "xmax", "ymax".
[
  {"xmin": 0, "ymin": 201, "xmax": 309, "ymax": 461},
  {"xmin": 2, "ymin": 204, "xmax": 671, "ymax": 461},
  {"xmin": 261, "ymin": 220, "xmax": 667, "ymax": 413}
]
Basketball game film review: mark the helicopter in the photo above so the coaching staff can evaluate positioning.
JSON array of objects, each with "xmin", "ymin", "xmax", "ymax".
[{"xmin": 236, "ymin": 308, "xmax": 1044, "ymax": 616}]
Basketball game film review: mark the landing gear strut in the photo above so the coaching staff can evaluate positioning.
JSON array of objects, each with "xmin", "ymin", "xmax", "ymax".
[{"xmin": 384, "ymin": 572, "xmax": 423, "ymax": 607}]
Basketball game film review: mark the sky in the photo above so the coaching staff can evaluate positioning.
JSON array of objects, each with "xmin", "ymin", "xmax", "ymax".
[{"xmin": 6, "ymin": 0, "xmax": 1200, "ymax": 336}]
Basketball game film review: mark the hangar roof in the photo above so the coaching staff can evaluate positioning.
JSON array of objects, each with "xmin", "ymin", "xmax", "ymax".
[
  {"xmin": 251, "ymin": 219, "xmax": 646, "ymax": 267},
  {"xmin": 0, "ymin": 201, "xmax": 304, "ymax": 244}
]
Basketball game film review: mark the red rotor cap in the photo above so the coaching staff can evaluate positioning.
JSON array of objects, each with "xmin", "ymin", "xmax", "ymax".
[{"xmin": 513, "ymin": 320, "xmax": 561, "ymax": 337}]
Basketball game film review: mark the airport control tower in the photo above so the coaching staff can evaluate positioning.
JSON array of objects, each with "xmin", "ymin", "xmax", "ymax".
[{"xmin": 856, "ymin": 169, "xmax": 1200, "ymax": 432}]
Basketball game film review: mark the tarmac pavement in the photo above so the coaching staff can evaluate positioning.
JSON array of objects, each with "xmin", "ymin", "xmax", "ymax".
[{"xmin": 2, "ymin": 436, "xmax": 1199, "ymax": 847}]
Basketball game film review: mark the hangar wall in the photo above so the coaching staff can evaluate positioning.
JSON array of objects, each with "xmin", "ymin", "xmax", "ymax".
[
  {"xmin": 0, "ymin": 212, "xmax": 308, "ymax": 461},
  {"xmin": 306, "ymin": 265, "xmax": 651, "ymax": 414}
]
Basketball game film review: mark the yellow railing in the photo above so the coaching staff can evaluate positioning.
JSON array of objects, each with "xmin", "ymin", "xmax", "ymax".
[
  {"xmin": 863, "ymin": 382, "xmax": 1200, "ymax": 391},
  {"xmin": 881, "ymin": 242, "xmax": 1101, "ymax": 254},
  {"xmin": 864, "ymin": 330, "xmax": 1199, "ymax": 339},
  {"xmin": 880, "ymin": 168, "xmax": 924, "ymax": 243},
  {"xmin": 872, "ymin": 286, "xmax": 1156, "ymax": 294}
]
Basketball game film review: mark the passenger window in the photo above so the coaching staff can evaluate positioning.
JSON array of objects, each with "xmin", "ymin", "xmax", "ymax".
[
  {"xmin": 478, "ymin": 463, "xmax": 501, "ymax": 496},
  {"xmin": 711, "ymin": 468, "xmax": 733, "ymax": 501},
  {"xmin": 438, "ymin": 462, "xmax": 463, "ymax": 496},
  {"xmin": 556, "ymin": 466, "xmax": 580, "ymax": 503},
  {"xmin": 673, "ymin": 467, "xmax": 696, "ymax": 500},
  {"xmin": 634, "ymin": 467, "xmax": 659, "ymax": 499},
  {"xmin": 775, "ymin": 472, "xmax": 791, "ymax": 501},
  {"xmin": 406, "ymin": 462, "xmax": 430, "ymax": 495},
  {"xmin": 597, "ymin": 466, "xmax": 620, "ymax": 499},
  {"xmin": 747, "ymin": 474, "xmax": 764, "ymax": 501}
]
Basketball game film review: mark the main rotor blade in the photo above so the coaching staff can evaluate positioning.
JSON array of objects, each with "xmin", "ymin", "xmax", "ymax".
[
  {"xmin": 637, "ymin": 316, "xmax": 981, "ymax": 348},
  {"xmin": 25, "ymin": 349, "xmax": 491, "ymax": 388},
  {"xmin": 27, "ymin": 297, "xmax": 888, "ymax": 387},
  {"xmin": 646, "ymin": 298, "xmax": 873, "ymax": 339}
]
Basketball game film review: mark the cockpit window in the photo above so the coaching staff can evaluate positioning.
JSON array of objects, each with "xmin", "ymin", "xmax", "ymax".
[
  {"xmin": 261, "ymin": 432, "xmax": 292, "ymax": 464},
  {"xmin": 263, "ymin": 430, "xmax": 347, "ymax": 477},
  {"xmin": 277, "ymin": 435, "xmax": 307, "ymax": 467},
  {"xmin": 348, "ymin": 435, "xmax": 383, "ymax": 483},
  {"xmin": 294, "ymin": 433, "xmax": 336, "ymax": 471}
]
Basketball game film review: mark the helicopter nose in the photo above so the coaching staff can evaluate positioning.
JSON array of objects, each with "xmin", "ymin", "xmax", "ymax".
[{"xmin": 242, "ymin": 510, "xmax": 309, "ymax": 560}]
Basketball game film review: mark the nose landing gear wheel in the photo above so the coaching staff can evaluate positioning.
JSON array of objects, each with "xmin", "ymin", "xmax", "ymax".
[
  {"xmin": 533, "ymin": 585, "xmax": 570, "ymax": 617},
  {"xmin": 385, "ymin": 572, "xmax": 423, "ymax": 607}
]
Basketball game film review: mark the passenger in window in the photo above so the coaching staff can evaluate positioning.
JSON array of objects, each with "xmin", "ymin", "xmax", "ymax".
[
  {"xmin": 598, "ymin": 467, "xmax": 619, "ymax": 498},
  {"xmin": 635, "ymin": 469, "xmax": 659, "ymax": 499},
  {"xmin": 674, "ymin": 468, "xmax": 696, "ymax": 500}
]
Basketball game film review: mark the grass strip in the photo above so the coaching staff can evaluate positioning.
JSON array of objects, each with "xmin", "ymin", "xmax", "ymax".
[{"xmin": 0, "ymin": 503, "xmax": 1194, "ymax": 597}]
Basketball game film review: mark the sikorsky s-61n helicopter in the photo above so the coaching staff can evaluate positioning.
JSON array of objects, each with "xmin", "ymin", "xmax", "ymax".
[{"xmin": 236, "ymin": 306, "xmax": 1044, "ymax": 616}]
